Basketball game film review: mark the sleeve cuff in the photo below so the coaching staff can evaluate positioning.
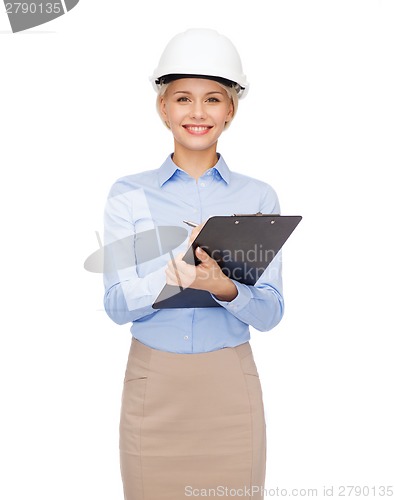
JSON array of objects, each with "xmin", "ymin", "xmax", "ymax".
[{"xmin": 210, "ymin": 280, "xmax": 252, "ymax": 312}]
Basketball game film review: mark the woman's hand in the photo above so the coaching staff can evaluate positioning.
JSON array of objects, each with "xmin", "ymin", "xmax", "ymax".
[
  {"xmin": 165, "ymin": 246, "xmax": 238, "ymax": 302},
  {"xmin": 188, "ymin": 222, "xmax": 205, "ymax": 245}
]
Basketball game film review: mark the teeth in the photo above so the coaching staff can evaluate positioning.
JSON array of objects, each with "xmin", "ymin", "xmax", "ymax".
[{"xmin": 186, "ymin": 126, "xmax": 209, "ymax": 132}]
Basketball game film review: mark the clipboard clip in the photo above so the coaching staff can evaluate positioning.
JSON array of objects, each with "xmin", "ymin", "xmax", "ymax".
[
  {"xmin": 231, "ymin": 212, "xmax": 280, "ymax": 216},
  {"xmin": 232, "ymin": 212, "xmax": 263, "ymax": 216}
]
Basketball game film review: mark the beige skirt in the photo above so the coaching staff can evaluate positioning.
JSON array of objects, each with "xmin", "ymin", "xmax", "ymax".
[{"xmin": 119, "ymin": 337, "xmax": 266, "ymax": 500}]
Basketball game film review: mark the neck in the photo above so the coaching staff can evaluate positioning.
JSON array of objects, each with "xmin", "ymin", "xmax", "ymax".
[{"xmin": 172, "ymin": 143, "xmax": 219, "ymax": 181}]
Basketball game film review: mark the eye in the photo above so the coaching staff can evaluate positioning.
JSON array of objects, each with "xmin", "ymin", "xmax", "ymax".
[
  {"xmin": 176, "ymin": 96, "xmax": 190, "ymax": 102},
  {"xmin": 207, "ymin": 97, "xmax": 220, "ymax": 103}
]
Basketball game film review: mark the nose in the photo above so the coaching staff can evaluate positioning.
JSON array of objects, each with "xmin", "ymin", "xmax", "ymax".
[{"xmin": 189, "ymin": 101, "xmax": 207, "ymax": 120}]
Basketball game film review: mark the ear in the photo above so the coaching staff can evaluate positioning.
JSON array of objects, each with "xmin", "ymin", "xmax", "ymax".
[
  {"xmin": 159, "ymin": 95, "xmax": 168, "ymax": 124},
  {"xmin": 225, "ymin": 98, "xmax": 234, "ymax": 123}
]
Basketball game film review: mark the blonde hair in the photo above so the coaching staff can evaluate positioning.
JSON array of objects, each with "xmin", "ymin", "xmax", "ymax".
[{"xmin": 156, "ymin": 80, "xmax": 239, "ymax": 131}]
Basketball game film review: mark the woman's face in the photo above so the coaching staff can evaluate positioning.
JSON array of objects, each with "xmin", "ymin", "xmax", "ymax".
[{"xmin": 159, "ymin": 78, "xmax": 234, "ymax": 154}]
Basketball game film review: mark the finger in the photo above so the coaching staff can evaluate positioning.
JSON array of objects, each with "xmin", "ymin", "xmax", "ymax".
[
  {"xmin": 189, "ymin": 222, "xmax": 205, "ymax": 243},
  {"xmin": 167, "ymin": 252, "xmax": 184, "ymax": 275},
  {"xmin": 189, "ymin": 229, "xmax": 198, "ymax": 244},
  {"xmin": 172, "ymin": 258, "xmax": 185, "ymax": 287},
  {"xmin": 195, "ymin": 246, "xmax": 210, "ymax": 261},
  {"xmin": 165, "ymin": 267, "xmax": 175, "ymax": 285},
  {"xmin": 166, "ymin": 263, "xmax": 182, "ymax": 287}
]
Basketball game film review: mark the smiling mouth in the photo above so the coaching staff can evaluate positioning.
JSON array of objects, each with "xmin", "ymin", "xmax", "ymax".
[{"xmin": 183, "ymin": 125, "xmax": 213, "ymax": 135}]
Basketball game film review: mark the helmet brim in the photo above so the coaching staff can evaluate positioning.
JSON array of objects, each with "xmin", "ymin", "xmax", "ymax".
[{"xmin": 155, "ymin": 73, "xmax": 245, "ymax": 97}]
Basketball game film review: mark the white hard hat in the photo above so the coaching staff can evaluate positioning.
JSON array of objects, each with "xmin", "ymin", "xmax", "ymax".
[{"xmin": 149, "ymin": 28, "xmax": 249, "ymax": 99}]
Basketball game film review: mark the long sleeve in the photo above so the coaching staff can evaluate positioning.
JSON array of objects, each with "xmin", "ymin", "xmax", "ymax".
[
  {"xmin": 209, "ymin": 184, "xmax": 284, "ymax": 331},
  {"xmin": 103, "ymin": 182, "xmax": 167, "ymax": 325},
  {"xmin": 210, "ymin": 254, "xmax": 284, "ymax": 331}
]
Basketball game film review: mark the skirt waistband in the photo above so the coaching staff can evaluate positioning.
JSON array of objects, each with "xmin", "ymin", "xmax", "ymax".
[{"xmin": 130, "ymin": 336, "xmax": 252, "ymax": 366}]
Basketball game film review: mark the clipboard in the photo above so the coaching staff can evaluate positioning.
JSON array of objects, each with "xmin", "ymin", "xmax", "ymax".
[{"xmin": 152, "ymin": 213, "xmax": 302, "ymax": 309}]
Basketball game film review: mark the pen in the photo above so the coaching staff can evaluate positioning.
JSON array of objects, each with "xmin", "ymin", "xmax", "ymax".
[{"xmin": 183, "ymin": 220, "xmax": 199, "ymax": 228}]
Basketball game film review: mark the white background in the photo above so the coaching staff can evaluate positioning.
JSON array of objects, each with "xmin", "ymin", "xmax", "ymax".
[{"xmin": 1, "ymin": 1, "xmax": 394, "ymax": 498}]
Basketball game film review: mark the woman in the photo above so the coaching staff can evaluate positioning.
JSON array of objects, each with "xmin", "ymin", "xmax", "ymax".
[{"xmin": 103, "ymin": 28, "xmax": 284, "ymax": 500}]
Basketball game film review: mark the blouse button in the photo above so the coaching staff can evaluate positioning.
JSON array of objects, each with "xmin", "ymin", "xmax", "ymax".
[{"xmin": 184, "ymin": 335, "xmax": 189, "ymax": 340}]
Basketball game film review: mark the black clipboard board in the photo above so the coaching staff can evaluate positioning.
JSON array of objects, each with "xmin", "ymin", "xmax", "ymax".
[{"xmin": 152, "ymin": 213, "xmax": 302, "ymax": 309}]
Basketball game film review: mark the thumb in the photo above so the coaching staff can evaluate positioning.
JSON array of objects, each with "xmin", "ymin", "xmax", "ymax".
[{"xmin": 196, "ymin": 246, "xmax": 209, "ymax": 260}]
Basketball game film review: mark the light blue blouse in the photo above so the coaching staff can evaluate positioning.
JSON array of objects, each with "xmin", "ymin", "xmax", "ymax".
[{"xmin": 103, "ymin": 153, "xmax": 284, "ymax": 353}]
